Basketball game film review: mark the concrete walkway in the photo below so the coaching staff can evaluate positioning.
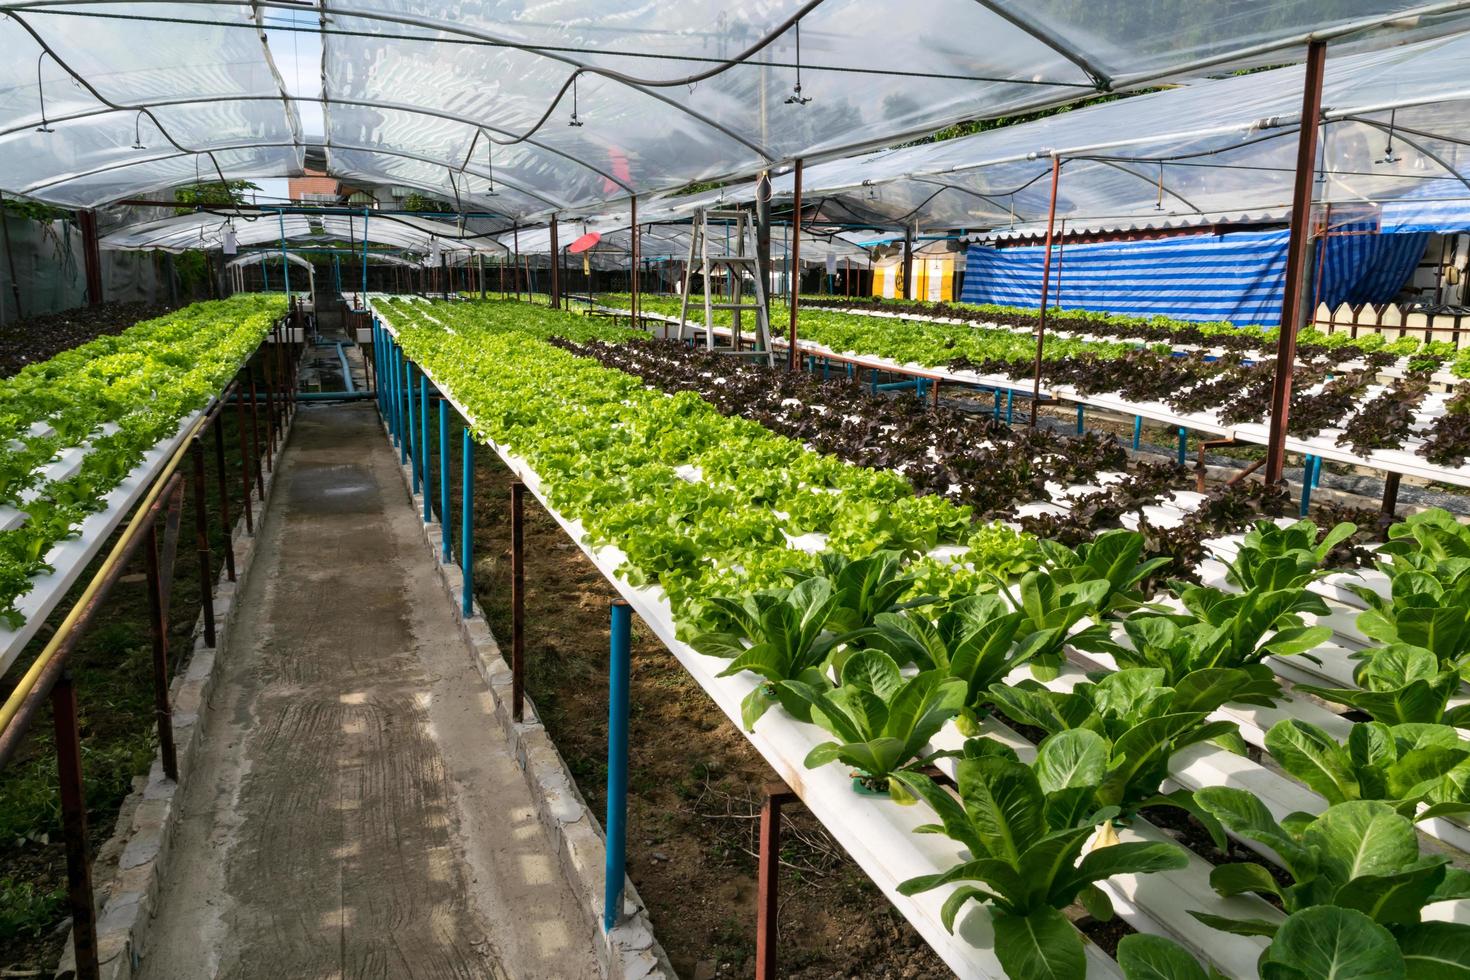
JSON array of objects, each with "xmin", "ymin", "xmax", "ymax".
[{"xmin": 139, "ymin": 403, "xmax": 600, "ymax": 980}]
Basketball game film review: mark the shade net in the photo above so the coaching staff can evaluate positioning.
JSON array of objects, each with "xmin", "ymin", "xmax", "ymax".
[{"xmin": 4, "ymin": 1, "xmax": 1470, "ymax": 216}]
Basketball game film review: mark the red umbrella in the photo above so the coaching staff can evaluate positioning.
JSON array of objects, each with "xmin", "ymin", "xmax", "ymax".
[{"xmin": 569, "ymin": 231, "xmax": 602, "ymax": 254}]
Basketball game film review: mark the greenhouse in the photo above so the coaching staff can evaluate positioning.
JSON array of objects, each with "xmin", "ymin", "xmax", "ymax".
[{"xmin": 8, "ymin": 3, "xmax": 1470, "ymax": 979}]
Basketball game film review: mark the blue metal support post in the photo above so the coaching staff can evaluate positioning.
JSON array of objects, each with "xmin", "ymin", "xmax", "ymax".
[
  {"xmin": 1076, "ymin": 404, "xmax": 1085, "ymax": 435},
  {"xmin": 1177, "ymin": 428, "xmax": 1188, "ymax": 467},
  {"xmin": 440, "ymin": 401, "xmax": 451, "ymax": 561},
  {"xmin": 1006, "ymin": 390, "xmax": 1014, "ymax": 425},
  {"xmin": 461, "ymin": 430, "xmax": 473, "ymax": 618},
  {"xmin": 421, "ymin": 373, "xmax": 431, "ymax": 521},
  {"xmin": 604, "ymin": 600, "xmax": 632, "ymax": 932},
  {"xmin": 1132, "ymin": 416, "xmax": 1142, "ymax": 451},
  {"xmin": 389, "ymin": 344, "xmax": 401, "ymax": 448},
  {"xmin": 406, "ymin": 362, "xmax": 418, "ymax": 483}
]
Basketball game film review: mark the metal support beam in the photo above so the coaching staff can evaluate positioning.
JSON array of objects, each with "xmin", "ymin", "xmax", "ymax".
[
  {"xmin": 421, "ymin": 373, "xmax": 431, "ymax": 522},
  {"xmin": 604, "ymin": 599, "xmax": 632, "ymax": 932},
  {"xmin": 549, "ymin": 214, "xmax": 561, "ymax": 309},
  {"xmin": 787, "ymin": 160, "xmax": 803, "ymax": 372},
  {"xmin": 511, "ymin": 480, "xmax": 526, "ymax": 723},
  {"xmin": 461, "ymin": 429, "xmax": 473, "ymax": 619},
  {"xmin": 756, "ymin": 782, "xmax": 799, "ymax": 980},
  {"xmin": 901, "ymin": 225, "xmax": 914, "ymax": 302},
  {"xmin": 190, "ymin": 438, "xmax": 216, "ymax": 648},
  {"xmin": 78, "ymin": 209, "xmax": 104, "ymax": 306},
  {"xmin": 755, "ymin": 170, "xmax": 772, "ymax": 320},
  {"xmin": 630, "ymin": 197, "xmax": 640, "ymax": 328},
  {"xmin": 1379, "ymin": 471, "xmax": 1402, "ymax": 538},
  {"xmin": 52, "ymin": 670, "xmax": 99, "ymax": 980},
  {"xmin": 440, "ymin": 399, "xmax": 451, "ymax": 562},
  {"xmin": 1265, "ymin": 39, "xmax": 1328, "ymax": 485},
  {"xmin": 1030, "ymin": 155, "xmax": 1062, "ymax": 427}
]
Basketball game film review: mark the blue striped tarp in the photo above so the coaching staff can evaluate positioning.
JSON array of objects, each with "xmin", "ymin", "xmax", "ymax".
[{"xmin": 960, "ymin": 228, "xmax": 1426, "ymax": 326}]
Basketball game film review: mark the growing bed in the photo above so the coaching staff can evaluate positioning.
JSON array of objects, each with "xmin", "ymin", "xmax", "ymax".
[{"xmin": 372, "ymin": 296, "xmax": 1470, "ymax": 980}]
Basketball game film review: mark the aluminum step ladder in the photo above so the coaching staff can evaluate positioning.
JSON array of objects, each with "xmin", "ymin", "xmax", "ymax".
[{"xmin": 675, "ymin": 208, "xmax": 774, "ymax": 366}]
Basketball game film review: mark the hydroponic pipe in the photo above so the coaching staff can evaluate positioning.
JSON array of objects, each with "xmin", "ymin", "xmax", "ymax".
[{"xmin": 335, "ymin": 343, "xmax": 356, "ymax": 394}]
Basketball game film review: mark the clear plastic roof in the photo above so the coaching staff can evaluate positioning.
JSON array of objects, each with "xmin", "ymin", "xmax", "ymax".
[
  {"xmin": 98, "ymin": 208, "xmax": 506, "ymax": 255},
  {"xmin": 4, "ymin": 2, "xmax": 1470, "ymax": 216},
  {"xmin": 757, "ymin": 30, "xmax": 1470, "ymax": 232}
]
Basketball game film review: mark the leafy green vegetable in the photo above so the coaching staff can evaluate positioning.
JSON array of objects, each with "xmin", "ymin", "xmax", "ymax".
[{"xmin": 895, "ymin": 751, "xmax": 1187, "ymax": 980}]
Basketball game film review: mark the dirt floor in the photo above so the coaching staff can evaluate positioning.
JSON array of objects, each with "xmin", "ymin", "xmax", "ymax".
[
  {"xmin": 138, "ymin": 402, "xmax": 600, "ymax": 980},
  {"xmin": 427, "ymin": 414, "xmax": 952, "ymax": 979}
]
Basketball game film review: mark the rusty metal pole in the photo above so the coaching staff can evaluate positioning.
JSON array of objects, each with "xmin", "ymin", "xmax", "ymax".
[
  {"xmin": 247, "ymin": 370, "xmax": 266, "ymax": 485},
  {"xmin": 787, "ymin": 159, "xmax": 803, "ymax": 372},
  {"xmin": 901, "ymin": 225, "xmax": 914, "ymax": 302},
  {"xmin": 234, "ymin": 374, "xmax": 255, "ymax": 534},
  {"xmin": 513, "ymin": 224, "xmax": 521, "ymax": 301},
  {"xmin": 212, "ymin": 409, "xmax": 235, "ymax": 581},
  {"xmin": 1265, "ymin": 39, "xmax": 1328, "ymax": 485},
  {"xmin": 262, "ymin": 362, "xmax": 278, "ymax": 465},
  {"xmin": 52, "ymin": 670, "xmax": 100, "ymax": 980},
  {"xmin": 143, "ymin": 523, "xmax": 179, "ymax": 781},
  {"xmin": 630, "ymin": 196, "xmax": 640, "ymax": 328},
  {"xmin": 191, "ymin": 438, "xmax": 216, "ymax": 648},
  {"xmin": 756, "ymin": 783, "xmax": 798, "ymax": 980},
  {"xmin": 511, "ymin": 481, "xmax": 525, "ymax": 722},
  {"xmin": 1029, "ymin": 154, "xmax": 1062, "ymax": 427},
  {"xmin": 1379, "ymin": 471, "xmax": 1402, "ymax": 538},
  {"xmin": 78, "ymin": 209, "xmax": 104, "ymax": 306},
  {"xmin": 549, "ymin": 215, "xmax": 561, "ymax": 309}
]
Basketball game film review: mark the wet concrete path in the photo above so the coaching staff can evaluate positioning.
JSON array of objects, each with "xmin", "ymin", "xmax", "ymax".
[{"xmin": 139, "ymin": 403, "xmax": 600, "ymax": 980}]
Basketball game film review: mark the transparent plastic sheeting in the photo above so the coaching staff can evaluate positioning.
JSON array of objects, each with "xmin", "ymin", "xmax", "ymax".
[
  {"xmin": 5, "ymin": 2, "xmax": 1470, "ymax": 215},
  {"xmin": 748, "ymin": 31, "xmax": 1470, "ymax": 233},
  {"xmin": 0, "ymin": 3, "xmax": 304, "ymax": 207},
  {"xmin": 96, "ymin": 209, "xmax": 507, "ymax": 256}
]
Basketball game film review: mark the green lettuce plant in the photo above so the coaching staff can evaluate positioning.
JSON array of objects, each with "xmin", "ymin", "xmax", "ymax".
[
  {"xmin": 894, "ymin": 749, "xmax": 1187, "ymax": 980},
  {"xmin": 778, "ymin": 649, "xmax": 966, "ymax": 800},
  {"xmin": 987, "ymin": 667, "xmax": 1246, "ymax": 829},
  {"xmin": 1264, "ymin": 718, "xmax": 1470, "ymax": 820},
  {"xmin": 1297, "ymin": 645, "xmax": 1470, "ymax": 728},
  {"xmin": 1190, "ymin": 788, "xmax": 1470, "ymax": 940}
]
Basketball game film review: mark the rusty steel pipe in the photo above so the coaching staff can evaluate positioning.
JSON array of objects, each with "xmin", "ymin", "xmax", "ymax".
[
  {"xmin": 235, "ymin": 372, "xmax": 255, "ymax": 534},
  {"xmin": 511, "ymin": 481, "xmax": 526, "ymax": 723},
  {"xmin": 213, "ymin": 407, "xmax": 236, "ymax": 581},
  {"xmin": 1265, "ymin": 39, "xmax": 1327, "ymax": 485},
  {"xmin": 52, "ymin": 670, "xmax": 99, "ymax": 980},
  {"xmin": 756, "ymin": 782, "xmax": 798, "ymax": 980},
  {"xmin": 191, "ymin": 438, "xmax": 216, "ymax": 648},
  {"xmin": 144, "ymin": 516, "xmax": 180, "ymax": 782},
  {"xmin": 1030, "ymin": 155, "xmax": 1062, "ymax": 427}
]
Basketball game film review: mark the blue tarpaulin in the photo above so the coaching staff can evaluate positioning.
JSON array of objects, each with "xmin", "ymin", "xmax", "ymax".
[{"xmin": 960, "ymin": 227, "xmax": 1427, "ymax": 326}]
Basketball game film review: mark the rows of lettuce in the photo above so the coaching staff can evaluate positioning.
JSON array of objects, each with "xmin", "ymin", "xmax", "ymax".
[
  {"xmin": 0, "ymin": 295, "xmax": 284, "ymax": 628},
  {"xmin": 596, "ymin": 292, "xmax": 1470, "ymax": 465},
  {"xmin": 380, "ymin": 297, "xmax": 1470, "ymax": 980},
  {"xmin": 606, "ymin": 291, "xmax": 1460, "ymax": 375}
]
